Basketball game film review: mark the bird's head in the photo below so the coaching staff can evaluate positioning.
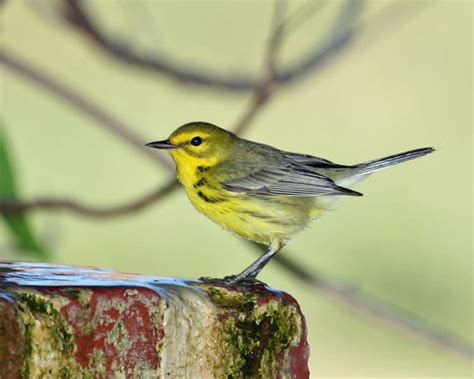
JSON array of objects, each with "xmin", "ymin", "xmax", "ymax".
[{"xmin": 146, "ymin": 122, "xmax": 236, "ymax": 167}]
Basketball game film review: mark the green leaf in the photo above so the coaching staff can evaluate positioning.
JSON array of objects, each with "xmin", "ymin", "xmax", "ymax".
[{"xmin": 0, "ymin": 124, "xmax": 48, "ymax": 259}]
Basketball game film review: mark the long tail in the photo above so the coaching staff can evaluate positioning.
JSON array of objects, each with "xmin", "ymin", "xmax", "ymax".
[
  {"xmin": 334, "ymin": 147, "xmax": 434, "ymax": 188},
  {"xmin": 354, "ymin": 147, "xmax": 434, "ymax": 175}
]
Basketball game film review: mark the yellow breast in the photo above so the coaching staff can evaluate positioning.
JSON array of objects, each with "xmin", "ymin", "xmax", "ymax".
[
  {"xmin": 170, "ymin": 151, "xmax": 328, "ymax": 247},
  {"xmin": 184, "ymin": 174, "xmax": 296, "ymax": 245}
]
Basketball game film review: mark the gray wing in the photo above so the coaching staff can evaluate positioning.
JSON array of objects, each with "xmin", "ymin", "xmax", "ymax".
[
  {"xmin": 222, "ymin": 161, "xmax": 362, "ymax": 197},
  {"xmin": 283, "ymin": 151, "xmax": 353, "ymax": 169}
]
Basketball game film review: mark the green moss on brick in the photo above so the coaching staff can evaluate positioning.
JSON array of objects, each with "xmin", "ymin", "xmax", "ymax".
[
  {"xmin": 88, "ymin": 348, "xmax": 106, "ymax": 374},
  {"xmin": 21, "ymin": 322, "xmax": 32, "ymax": 378},
  {"xmin": 62, "ymin": 288, "xmax": 92, "ymax": 308},
  {"xmin": 17, "ymin": 291, "xmax": 75, "ymax": 356},
  {"xmin": 202, "ymin": 285, "xmax": 302, "ymax": 378},
  {"xmin": 13, "ymin": 289, "xmax": 93, "ymax": 378},
  {"xmin": 107, "ymin": 320, "xmax": 131, "ymax": 352},
  {"xmin": 8, "ymin": 283, "xmax": 302, "ymax": 378}
]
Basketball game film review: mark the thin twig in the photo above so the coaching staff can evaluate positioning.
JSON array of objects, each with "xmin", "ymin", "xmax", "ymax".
[
  {"xmin": 0, "ymin": 50, "xmax": 173, "ymax": 172},
  {"xmin": 57, "ymin": 0, "xmax": 360, "ymax": 92},
  {"xmin": 246, "ymin": 242, "xmax": 474, "ymax": 360},
  {"xmin": 0, "ymin": 48, "xmax": 177, "ymax": 219},
  {"xmin": 0, "ymin": 180, "xmax": 178, "ymax": 218},
  {"xmin": 232, "ymin": 0, "xmax": 286, "ymax": 136}
]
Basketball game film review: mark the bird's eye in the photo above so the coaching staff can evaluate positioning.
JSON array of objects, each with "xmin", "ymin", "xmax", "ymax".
[{"xmin": 190, "ymin": 136, "xmax": 202, "ymax": 146}]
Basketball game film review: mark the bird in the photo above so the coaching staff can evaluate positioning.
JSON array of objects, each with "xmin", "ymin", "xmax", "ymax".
[{"xmin": 146, "ymin": 122, "xmax": 433, "ymax": 283}]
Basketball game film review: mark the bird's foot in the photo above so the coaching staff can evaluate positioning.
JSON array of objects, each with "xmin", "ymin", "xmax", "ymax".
[
  {"xmin": 199, "ymin": 274, "xmax": 266, "ymax": 287},
  {"xmin": 222, "ymin": 274, "xmax": 265, "ymax": 286}
]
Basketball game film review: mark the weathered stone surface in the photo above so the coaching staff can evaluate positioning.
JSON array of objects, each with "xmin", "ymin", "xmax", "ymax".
[{"xmin": 0, "ymin": 262, "xmax": 309, "ymax": 378}]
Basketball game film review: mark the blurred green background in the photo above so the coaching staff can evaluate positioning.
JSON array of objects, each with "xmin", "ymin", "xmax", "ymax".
[{"xmin": 1, "ymin": 0, "xmax": 472, "ymax": 377}]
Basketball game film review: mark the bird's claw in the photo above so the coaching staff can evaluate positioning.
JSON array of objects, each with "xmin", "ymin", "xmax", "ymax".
[{"xmin": 199, "ymin": 275, "xmax": 266, "ymax": 287}]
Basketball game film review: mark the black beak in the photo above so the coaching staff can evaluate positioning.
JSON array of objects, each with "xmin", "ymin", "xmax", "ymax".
[{"xmin": 145, "ymin": 139, "xmax": 178, "ymax": 150}]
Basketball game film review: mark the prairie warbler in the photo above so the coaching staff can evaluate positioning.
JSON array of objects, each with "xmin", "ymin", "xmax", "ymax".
[{"xmin": 147, "ymin": 122, "xmax": 433, "ymax": 283}]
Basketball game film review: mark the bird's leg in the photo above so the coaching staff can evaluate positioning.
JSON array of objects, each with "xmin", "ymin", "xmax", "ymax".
[
  {"xmin": 223, "ymin": 246, "xmax": 278, "ymax": 284},
  {"xmin": 199, "ymin": 240, "xmax": 283, "ymax": 285}
]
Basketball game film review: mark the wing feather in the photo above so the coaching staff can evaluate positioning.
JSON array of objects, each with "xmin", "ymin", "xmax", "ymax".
[
  {"xmin": 222, "ymin": 160, "xmax": 361, "ymax": 197},
  {"xmin": 283, "ymin": 151, "xmax": 353, "ymax": 169}
]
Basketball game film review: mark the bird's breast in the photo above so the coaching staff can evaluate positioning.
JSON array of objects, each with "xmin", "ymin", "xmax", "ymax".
[
  {"xmin": 179, "ymin": 165, "xmax": 229, "ymax": 207},
  {"xmin": 181, "ymin": 179, "xmax": 312, "ymax": 245},
  {"xmin": 174, "ymin": 161, "xmax": 329, "ymax": 246}
]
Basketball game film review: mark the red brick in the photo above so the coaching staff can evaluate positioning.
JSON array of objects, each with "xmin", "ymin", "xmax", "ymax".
[{"xmin": 0, "ymin": 262, "xmax": 309, "ymax": 378}]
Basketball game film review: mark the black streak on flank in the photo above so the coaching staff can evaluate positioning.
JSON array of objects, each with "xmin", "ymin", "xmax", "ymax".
[
  {"xmin": 193, "ymin": 177, "xmax": 207, "ymax": 189},
  {"xmin": 196, "ymin": 166, "xmax": 211, "ymax": 174},
  {"xmin": 197, "ymin": 190, "xmax": 226, "ymax": 203}
]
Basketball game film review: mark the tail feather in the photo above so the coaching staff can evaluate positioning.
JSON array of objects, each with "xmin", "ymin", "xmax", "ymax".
[
  {"xmin": 354, "ymin": 147, "xmax": 435, "ymax": 175},
  {"xmin": 333, "ymin": 147, "xmax": 434, "ymax": 188}
]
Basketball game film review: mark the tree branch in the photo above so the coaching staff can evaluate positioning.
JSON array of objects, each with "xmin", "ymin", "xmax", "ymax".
[
  {"xmin": 232, "ymin": 0, "xmax": 286, "ymax": 136},
  {"xmin": 0, "ymin": 0, "xmax": 292, "ymax": 218},
  {"xmin": 58, "ymin": 0, "xmax": 360, "ymax": 92},
  {"xmin": 0, "ymin": 50, "xmax": 173, "ymax": 172},
  {"xmin": 0, "ymin": 180, "xmax": 178, "ymax": 218},
  {"xmin": 247, "ymin": 242, "xmax": 474, "ymax": 361}
]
